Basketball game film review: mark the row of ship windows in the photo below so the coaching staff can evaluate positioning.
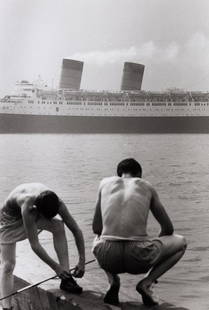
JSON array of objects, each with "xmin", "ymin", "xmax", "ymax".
[
  {"xmin": 32, "ymin": 101, "xmax": 124, "ymax": 106},
  {"xmin": 2, "ymin": 106, "xmax": 209, "ymax": 113},
  {"xmin": 27, "ymin": 100, "xmax": 209, "ymax": 107}
]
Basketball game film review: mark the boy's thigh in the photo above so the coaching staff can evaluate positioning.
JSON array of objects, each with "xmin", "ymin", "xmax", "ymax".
[
  {"xmin": 124, "ymin": 240, "xmax": 162, "ymax": 274},
  {"xmin": 154, "ymin": 234, "xmax": 186, "ymax": 260},
  {"xmin": 93, "ymin": 239, "xmax": 125, "ymax": 274}
]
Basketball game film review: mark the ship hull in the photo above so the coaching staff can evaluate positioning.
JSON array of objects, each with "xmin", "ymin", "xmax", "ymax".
[{"xmin": 0, "ymin": 113, "xmax": 209, "ymax": 133}]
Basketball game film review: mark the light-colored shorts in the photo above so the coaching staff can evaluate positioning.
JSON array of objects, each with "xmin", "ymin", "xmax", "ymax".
[
  {"xmin": 0, "ymin": 208, "xmax": 27, "ymax": 244},
  {"xmin": 92, "ymin": 236, "xmax": 162, "ymax": 274},
  {"xmin": 0, "ymin": 208, "xmax": 44, "ymax": 245}
]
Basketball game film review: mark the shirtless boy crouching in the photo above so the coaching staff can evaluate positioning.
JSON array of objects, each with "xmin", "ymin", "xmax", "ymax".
[
  {"xmin": 0, "ymin": 183, "xmax": 85, "ymax": 310},
  {"xmin": 92, "ymin": 158, "xmax": 187, "ymax": 307}
]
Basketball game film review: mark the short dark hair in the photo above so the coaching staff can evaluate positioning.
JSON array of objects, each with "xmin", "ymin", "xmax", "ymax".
[
  {"xmin": 117, "ymin": 158, "xmax": 142, "ymax": 177},
  {"xmin": 35, "ymin": 190, "xmax": 59, "ymax": 219}
]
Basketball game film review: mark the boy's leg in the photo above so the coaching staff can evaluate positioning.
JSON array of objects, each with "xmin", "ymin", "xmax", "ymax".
[
  {"xmin": 37, "ymin": 217, "xmax": 69, "ymax": 269},
  {"xmin": 37, "ymin": 218, "xmax": 82, "ymax": 294},
  {"xmin": 0, "ymin": 243, "xmax": 16, "ymax": 309},
  {"xmin": 104, "ymin": 271, "xmax": 120, "ymax": 307},
  {"xmin": 136, "ymin": 234, "xmax": 187, "ymax": 305},
  {"xmin": 93, "ymin": 239, "xmax": 121, "ymax": 306}
]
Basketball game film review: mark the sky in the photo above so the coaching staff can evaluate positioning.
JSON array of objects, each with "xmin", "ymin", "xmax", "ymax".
[{"xmin": 1, "ymin": 0, "xmax": 209, "ymax": 95}]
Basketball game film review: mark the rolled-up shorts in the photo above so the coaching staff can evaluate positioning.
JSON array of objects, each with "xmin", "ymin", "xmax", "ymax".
[{"xmin": 92, "ymin": 237, "xmax": 162, "ymax": 274}]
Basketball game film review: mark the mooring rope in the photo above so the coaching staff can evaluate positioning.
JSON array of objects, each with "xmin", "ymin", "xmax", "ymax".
[{"xmin": 0, "ymin": 259, "xmax": 96, "ymax": 301}]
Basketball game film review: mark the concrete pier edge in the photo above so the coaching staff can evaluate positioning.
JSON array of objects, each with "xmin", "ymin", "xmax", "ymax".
[
  {"xmin": 2, "ymin": 275, "xmax": 192, "ymax": 310},
  {"xmin": 10, "ymin": 275, "xmax": 120, "ymax": 310}
]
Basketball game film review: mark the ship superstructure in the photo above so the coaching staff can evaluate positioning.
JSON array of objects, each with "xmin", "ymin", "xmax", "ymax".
[
  {"xmin": 1, "ymin": 60, "xmax": 209, "ymax": 133},
  {"xmin": 1, "ymin": 80, "xmax": 209, "ymax": 117}
]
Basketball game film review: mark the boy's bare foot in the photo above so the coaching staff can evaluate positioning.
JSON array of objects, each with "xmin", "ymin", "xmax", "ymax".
[
  {"xmin": 104, "ymin": 275, "xmax": 120, "ymax": 307},
  {"xmin": 136, "ymin": 280, "xmax": 159, "ymax": 306}
]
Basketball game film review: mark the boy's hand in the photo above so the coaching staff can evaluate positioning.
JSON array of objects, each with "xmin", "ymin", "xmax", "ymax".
[
  {"xmin": 72, "ymin": 261, "xmax": 85, "ymax": 278},
  {"xmin": 55, "ymin": 265, "xmax": 71, "ymax": 280}
]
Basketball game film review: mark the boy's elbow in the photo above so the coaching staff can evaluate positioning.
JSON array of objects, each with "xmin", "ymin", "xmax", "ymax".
[
  {"xmin": 169, "ymin": 222, "xmax": 174, "ymax": 234},
  {"xmin": 167, "ymin": 227, "xmax": 174, "ymax": 235},
  {"xmin": 30, "ymin": 242, "xmax": 40, "ymax": 253},
  {"xmin": 92, "ymin": 223, "xmax": 102, "ymax": 235},
  {"xmin": 93, "ymin": 228, "xmax": 101, "ymax": 235},
  {"xmin": 166, "ymin": 225, "xmax": 174, "ymax": 235},
  {"xmin": 160, "ymin": 223, "xmax": 174, "ymax": 236},
  {"xmin": 92, "ymin": 224, "xmax": 97, "ymax": 235}
]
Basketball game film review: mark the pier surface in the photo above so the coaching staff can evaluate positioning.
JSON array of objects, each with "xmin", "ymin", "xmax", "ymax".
[{"xmin": 11, "ymin": 275, "xmax": 192, "ymax": 310}]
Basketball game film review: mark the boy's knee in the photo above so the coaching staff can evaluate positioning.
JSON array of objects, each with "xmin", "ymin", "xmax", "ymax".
[
  {"xmin": 175, "ymin": 234, "xmax": 187, "ymax": 251},
  {"xmin": 181, "ymin": 236, "xmax": 187, "ymax": 251},
  {"xmin": 2, "ymin": 260, "xmax": 15, "ymax": 274}
]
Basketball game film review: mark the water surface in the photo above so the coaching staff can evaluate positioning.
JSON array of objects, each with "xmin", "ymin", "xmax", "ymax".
[{"xmin": 0, "ymin": 133, "xmax": 208, "ymax": 309}]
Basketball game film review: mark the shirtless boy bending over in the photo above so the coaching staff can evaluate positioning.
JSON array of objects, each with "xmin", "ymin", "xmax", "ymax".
[
  {"xmin": 92, "ymin": 158, "xmax": 186, "ymax": 307},
  {"xmin": 0, "ymin": 183, "xmax": 85, "ymax": 310}
]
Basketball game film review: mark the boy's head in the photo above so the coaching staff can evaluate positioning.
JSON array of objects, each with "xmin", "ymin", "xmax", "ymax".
[
  {"xmin": 117, "ymin": 158, "xmax": 142, "ymax": 178},
  {"xmin": 35, "ymin": 190, "xmax": 59, "ymax": 219}
]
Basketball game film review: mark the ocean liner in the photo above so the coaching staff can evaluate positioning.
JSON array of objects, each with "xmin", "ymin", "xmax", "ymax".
[{"xmin": 0, "ymin": 59, "xmax": 209, "ymax": 133}]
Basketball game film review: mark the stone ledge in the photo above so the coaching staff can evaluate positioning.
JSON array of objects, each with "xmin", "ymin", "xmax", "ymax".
[
  {"xmin": 12, "ymin": 276, "xmax": 114, "ymax": 310},
  {"xmin": 8, "ymin": 275, "xmax": 191, "ymax": 310},
  {"xmin": 13, "ymin": 276, "xmax": 108, "ymax": 310}
]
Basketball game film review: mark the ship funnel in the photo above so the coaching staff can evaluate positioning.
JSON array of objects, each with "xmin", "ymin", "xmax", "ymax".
[
  {"xmin": 59, "ymin": 59, "xmax": 83, "ymax": 90},
  {"xmin": 120, "ymin": 62, "xmax": 145, "ymax": 91}
]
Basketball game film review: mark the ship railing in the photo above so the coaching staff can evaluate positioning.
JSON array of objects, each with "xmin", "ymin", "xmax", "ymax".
[{"xmin": 188, "ymin": 93, "xmax": 209, "ymax": 102}]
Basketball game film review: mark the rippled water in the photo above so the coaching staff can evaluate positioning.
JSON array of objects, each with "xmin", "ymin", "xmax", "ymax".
[{"xmin": 0, "ymin": 133, "xmax": 208, "ymax": 309}]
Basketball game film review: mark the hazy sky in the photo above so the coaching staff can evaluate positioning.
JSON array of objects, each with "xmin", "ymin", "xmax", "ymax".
[{"xmin": 1, "ymin": 0, "xmax": 209, "ymax": 95}]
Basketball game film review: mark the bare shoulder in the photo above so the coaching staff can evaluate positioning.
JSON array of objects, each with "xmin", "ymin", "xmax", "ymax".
[
  {"xmin": 134, "ymin": 178, "xmax": 153, "ymax": 191},
  {"xmin": 99, "ymin": 176, "xmax": 119, "ymax": 189},
  {"xmin": 6, "ymin": 183, "xmax": 49, "ymax": 208},
  {"xmin": 8, "ymin": 183, "xmax": 48, "ymax": 195},
  {"xmin": 19, "ymin": 183, "xmax": 50, "ymax": 192}
]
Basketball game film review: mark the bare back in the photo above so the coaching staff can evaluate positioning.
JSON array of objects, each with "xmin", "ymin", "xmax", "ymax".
[
  {"xmin": 2, "ymin": 183, "xmax": 50, "ymax": 218},
  {"xmin": 100, "ymin": 176, "xmax": 153, "ymax": 240}
]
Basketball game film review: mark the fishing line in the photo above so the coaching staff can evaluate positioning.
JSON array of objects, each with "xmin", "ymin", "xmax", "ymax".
[{"xmin": 0, "ymin": 259, "xmax": 96, "ymax": 301}]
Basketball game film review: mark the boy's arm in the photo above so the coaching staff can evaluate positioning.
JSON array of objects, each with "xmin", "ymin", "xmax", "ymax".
[
  {"xmin": 150, "ymin": 187, "xmax": 174, "ymax": 236},
  {"xmin": 58, "ymin": 200, "xmax": 85, "ymax": 277},
  {"xmin": 22, "ymin": 202, "xmax": 70, "ymax": 279},
  {"xmin": 92, "ymin": 190, "xmax": 103, "ymax": 235}
]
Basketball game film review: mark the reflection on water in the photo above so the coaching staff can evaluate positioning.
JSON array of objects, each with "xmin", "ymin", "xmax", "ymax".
[{"xmin": 0, "ymin": 133, "xmax": 208, "ymax": 309}]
